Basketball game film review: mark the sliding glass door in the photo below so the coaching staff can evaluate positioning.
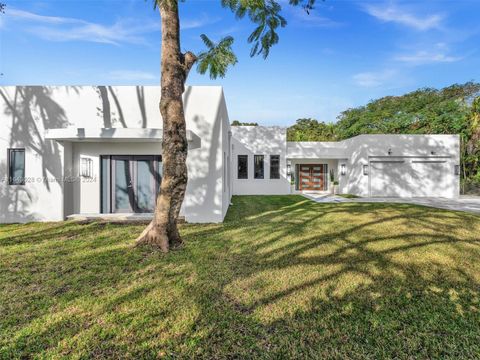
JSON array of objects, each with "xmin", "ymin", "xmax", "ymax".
[
  {"xmin": 112, "ymin": 156, "xmax": 135, "ymax": 213},
  {"xmin": 101, "ymin": 155, "xmax": 162, "ymax": 213}
]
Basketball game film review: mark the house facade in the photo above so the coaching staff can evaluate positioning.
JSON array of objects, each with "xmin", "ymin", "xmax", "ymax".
[{"xmin": 0, "ymin": 86, "xmax": 460, "ymax": 224}]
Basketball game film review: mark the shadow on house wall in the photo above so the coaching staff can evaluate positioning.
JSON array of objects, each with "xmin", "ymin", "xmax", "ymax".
[{"xmin": 0, "ymin": 86, "xmax": 72, "ymax": 222}]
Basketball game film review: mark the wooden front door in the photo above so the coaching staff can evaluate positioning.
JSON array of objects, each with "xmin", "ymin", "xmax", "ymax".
[{"xmin": 299, "ymin": 164, "xmax": 326, "ymax": 191}]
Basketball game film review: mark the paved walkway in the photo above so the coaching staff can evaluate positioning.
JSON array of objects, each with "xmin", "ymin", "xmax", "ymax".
[{"xmin": 302, "ymin": 193, "xmax": 480, "ymax": 215}]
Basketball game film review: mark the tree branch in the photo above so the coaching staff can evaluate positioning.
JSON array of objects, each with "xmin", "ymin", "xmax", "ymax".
[{"xmin": 182, "ymin": 51, "xmax": 198, "ymax": 77}]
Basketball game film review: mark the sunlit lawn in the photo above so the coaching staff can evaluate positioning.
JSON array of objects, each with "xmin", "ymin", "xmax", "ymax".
[{"xmin": 1, "ymin": 195, "xmax": 480, "ymax": 359}]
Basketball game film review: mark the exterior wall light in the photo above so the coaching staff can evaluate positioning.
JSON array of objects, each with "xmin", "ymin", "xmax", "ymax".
[
  {"xmin": 388, "ymin": 148, "xmax": 392, "ymax": 155},
  {"xmin": 80, "ymin": 157, "xmax": 93, "ymax": 178},
  {"xmin": 286, "ymin": 163, "xmax": 291, "ymax": 176},
  {"xmin": 340, "ymin": 164, "xmax": 346, "ymax": 176},
  {"xmin": 455, "ymin": 165, "xmax": 460, "ymax": 176},
  {"xmin": 363, "ymin": 164, "xmax": 369, "ymax": 176}
]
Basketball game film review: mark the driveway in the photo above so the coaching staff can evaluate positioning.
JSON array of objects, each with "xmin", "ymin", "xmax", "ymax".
[{"xmin": 302, "ymin": 193, "xmax": 480, "ymax": 215}]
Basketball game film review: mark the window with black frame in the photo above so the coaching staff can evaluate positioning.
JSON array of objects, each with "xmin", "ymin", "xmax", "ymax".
[
  {"xmin": 270, "ymin": 155, "xmax": 280, "ymax": 179},
  {"xmin": 8, "ymin": 149, "xmax": 25, "ymax": 185},
  {"xmin": 238, "ymin": 155, "xmax": 248, "ymax": 179},
  {"xmin": 254, "ymin": 155, "xmax": 264, "ymax": 179}
]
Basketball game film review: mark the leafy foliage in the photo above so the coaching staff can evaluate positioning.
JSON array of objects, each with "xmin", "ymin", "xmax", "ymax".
[
  {"xmin": 287, "ymin": 118, "xmax": 337, "ymax": 141},
  {"xmin": 221, "ymin": 0, "xmax": 286, "ymax": 58},
  {"xmin": 197, "ymin": 35, "xmax": 238, "ymax": 79},
  {"xmin": 231, "ymin": 120, "xmax": 259, "ymax": 126},
  {"xmin": 0, "ymin": 3, "xmax": 5, "ymax": 13},
  {"xmin": 335, "ymin": 82, "xmax": 480, "ymax": 140}
]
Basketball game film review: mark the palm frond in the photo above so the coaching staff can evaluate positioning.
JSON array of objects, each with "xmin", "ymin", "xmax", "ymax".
[{"xmin": 196, "ymin": 35, "xmax": 238, "ymax": 80}]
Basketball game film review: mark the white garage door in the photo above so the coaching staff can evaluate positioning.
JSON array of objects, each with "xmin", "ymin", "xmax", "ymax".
[
  {"xmin": 410, "ymin": 160, "xmax": 448, "ymax": 197},
  {"xmin": 370, "ymin": 159, "xmax": 449, "ymax": 197}
]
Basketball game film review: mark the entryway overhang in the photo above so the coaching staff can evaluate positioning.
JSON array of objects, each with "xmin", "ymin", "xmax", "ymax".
[{"xmin": 287, "ymin": 141, "xmax": 349, "ymax": 159}]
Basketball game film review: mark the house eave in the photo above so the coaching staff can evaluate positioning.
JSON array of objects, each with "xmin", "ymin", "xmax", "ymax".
[{"xmin": 45, "ymin": 127, "xmax": 196, "ymax": 142}]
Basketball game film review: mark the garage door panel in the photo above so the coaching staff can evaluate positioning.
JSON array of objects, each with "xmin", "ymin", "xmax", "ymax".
[
  {"xmin": 410, "ymin": 161, "xmax": 448, "ymax": 197},
  {"xmin": 370, "ymin": 161, "xmax": 410, "ymax": 197}
]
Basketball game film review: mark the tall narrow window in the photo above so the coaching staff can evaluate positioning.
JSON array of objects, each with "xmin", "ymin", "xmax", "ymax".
[
  {"xmin": 8, "ymin": 149, "xmax": 25, "ymax": 185},
  {"xmin": 238, "ymin": 155, "xmax": 248, "ymax": 179},
  {"xmin": 270, "ymin": 155, "xmax": 280, "ymax": 179},
  {"xmin": 254, "ymin": 155, "xmax": 264, "ymax": 179}
]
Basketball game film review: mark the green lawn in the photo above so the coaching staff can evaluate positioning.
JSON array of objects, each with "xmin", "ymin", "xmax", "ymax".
[{"xmin": 1, "ymin": 196, "xmax": 480, "ymax": 359}]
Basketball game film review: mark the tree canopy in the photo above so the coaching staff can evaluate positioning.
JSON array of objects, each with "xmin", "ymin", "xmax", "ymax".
[
  {"xmin": 287, "ymin": 118, "xmax": 337, "ymax": 141},
  {"xmin": 231, "ymin": 120, "xmax": 259, "ymax": 126}
]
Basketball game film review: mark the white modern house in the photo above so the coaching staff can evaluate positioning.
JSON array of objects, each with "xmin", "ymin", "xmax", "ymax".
[{"xmin": 0, "ymin": 86, "xmax": 460, "ymax": 224}]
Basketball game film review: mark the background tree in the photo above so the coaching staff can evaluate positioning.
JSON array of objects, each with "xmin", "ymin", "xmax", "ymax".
[
  {"xmin": 231, "ymin": 120, "xmax": 259, "ymax": 126},
  {"xmin": 287, "ymin": 118, "xmax": 337, "ymax": 141},
  {"xmin": 335, "ymin": 83, "xmax": 480, "ymax": 139},
  {"xmin": 137, "ymin": 0, "xmax": 321, "ymax": 251}
]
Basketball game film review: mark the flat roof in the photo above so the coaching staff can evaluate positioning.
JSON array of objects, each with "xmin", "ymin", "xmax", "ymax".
[{"xmin": 45, "ymin": 128, "xmax": 196, "ymax": 142}]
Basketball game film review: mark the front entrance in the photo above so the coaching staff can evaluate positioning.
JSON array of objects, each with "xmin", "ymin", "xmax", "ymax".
[
  {"xmin": 299, "ymin": 164, "xmax": 327, "ymax": 191},
  {"xmin": 101, "ymin": 155, "xmax": 162, "ymax": 213}
]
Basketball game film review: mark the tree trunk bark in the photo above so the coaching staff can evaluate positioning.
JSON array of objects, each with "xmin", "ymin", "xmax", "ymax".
[{"xmin": 135, "ymin": 0, "xmax": 196, "ymax": 252}]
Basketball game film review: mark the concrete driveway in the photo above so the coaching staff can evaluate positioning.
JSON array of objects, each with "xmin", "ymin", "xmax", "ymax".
[{"xmin": 302, "ymin": 193, "xmax": 480, "ymax": 215}]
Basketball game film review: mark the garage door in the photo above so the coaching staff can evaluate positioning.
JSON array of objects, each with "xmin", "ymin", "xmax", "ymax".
[
  {"xmin": 370, "ymin": 159, "xmax": 449, "ymax": 197},
  {"xmin": 410, "ymin": 160, "xmax": 448, "ymax": 197}
]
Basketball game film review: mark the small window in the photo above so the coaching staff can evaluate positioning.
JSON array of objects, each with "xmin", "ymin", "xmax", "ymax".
[
  {"xmin": 270, "ymin": 155, "xmax": 280, "ymax": 179},
  {"xmin": 238, "ymin": 155, "xmax": 248, "ymax": 179},
  {"xmin": 254, "ymin": 155, "xmax": 264, "ymax": 179},
  {"xmin": 8, "ymin": 149, "xmax": 25, "ymax": 185}
]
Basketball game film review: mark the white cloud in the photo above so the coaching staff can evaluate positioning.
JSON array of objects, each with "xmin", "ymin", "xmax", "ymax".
[
  {"xmin": 289, "ymin": 7, "xmax": 341, "ymax": 28},
  {"xmin": 7, "ymin": 8, "xmax": 81, "ymax": 24},
  {"xmin": 395, "ymin": 50, "xmax": 461, "ymax": 65},
  {"xmin": 363, "ymin": 3, "xmax": 444, "ymax": 31},
  {"xmin": 5, "ymin": 8, "xmax": 159, "ymax": 45},
  {"xmin": 5, "ymin": 8, "xmax": 220, "ymax": 46},
  {"xmin": 353, "ymin": 69, "xmax": 397, "ymax": 88},
  {"xmin": 108, "ymin": 70, "xmax": 158, "ymax": 81},
  {"xmin": 182, "ymin": 13, "xmax": 220, "ymax": 30}
]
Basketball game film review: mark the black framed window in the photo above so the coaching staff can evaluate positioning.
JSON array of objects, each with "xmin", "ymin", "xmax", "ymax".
[
  {"xmin": 8, "ymin": 149, "xmax": 25, "ymax": 185},
  {"xmin": 237, "ymin": 155, "xmax": 248, "ymax": 179},
  {"xmin": 254, "ymin": 155, "xmax": 264, "ymax": 179},
  {"xmin": 270, "ymin": 155, "xmax": 280, "ymax": 179}
]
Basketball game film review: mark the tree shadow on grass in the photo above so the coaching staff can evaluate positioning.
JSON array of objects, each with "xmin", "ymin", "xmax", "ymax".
[{"xmin": 1, "ymin": 195, "xmax": 480, "ymax": 358}]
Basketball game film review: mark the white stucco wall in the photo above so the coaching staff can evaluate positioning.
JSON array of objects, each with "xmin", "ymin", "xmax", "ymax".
[
  {"xmin": 231, "ymin": 126, "xmax": 290, "ymax": 195},
  {"xmin": 287, "ymin": 141, "xmax": 347, "ymax": 159},
  {"xmin": 0, "ymin": 85, "xmax": 230, "ymax": 223},
  {"xmin": 0, "ymin": 87, "xmax": 67, "ymax": 223}
]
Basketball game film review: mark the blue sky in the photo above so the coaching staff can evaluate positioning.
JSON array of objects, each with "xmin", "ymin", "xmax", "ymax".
[{"xmin": 0, "ymin": 0, "xmax": 479, "ymax": 126}]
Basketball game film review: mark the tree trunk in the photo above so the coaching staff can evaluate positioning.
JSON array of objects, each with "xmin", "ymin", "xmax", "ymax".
[{"xmin": 136, "ymin": 0, "xmax": 196, "ymax": 252}]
